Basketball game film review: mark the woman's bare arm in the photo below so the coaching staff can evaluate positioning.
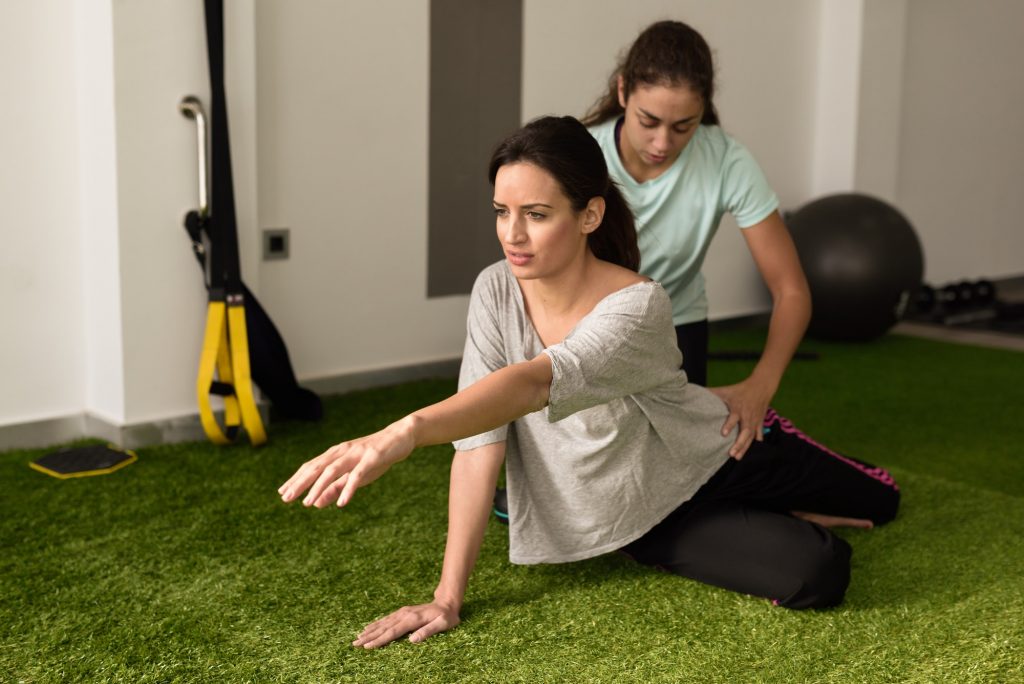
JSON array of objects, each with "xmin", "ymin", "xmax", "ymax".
[
  {"xmin": 709, "ymin": 211, "xmax": 810, "ymax": 458},
  {"xmin": 353, "ymin": 442, "xmax": 506, "ymax": 648},
  {"xmin": 278, "ymin": 353, "xmax": 551, "ymax": 509}
]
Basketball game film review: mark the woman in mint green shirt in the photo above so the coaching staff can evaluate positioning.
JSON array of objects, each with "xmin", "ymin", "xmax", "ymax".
[{"xmin": 583, "ymin": 20, "xmax": 811, "ymax": 460}]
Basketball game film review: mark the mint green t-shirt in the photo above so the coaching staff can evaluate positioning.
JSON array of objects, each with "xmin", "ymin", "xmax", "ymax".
[{"xmin": 589, "ymin": 119, "xmax": 779, "ymax": 325}]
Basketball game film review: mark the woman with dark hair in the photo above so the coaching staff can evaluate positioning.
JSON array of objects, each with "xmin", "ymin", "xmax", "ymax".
[
  {"xmin": 583, "ymin": 20, "xmax": 812, "ymax": 460},
  {"xmin": 279, "ymin": 117, "xmax": 898, "ymax": 649}
]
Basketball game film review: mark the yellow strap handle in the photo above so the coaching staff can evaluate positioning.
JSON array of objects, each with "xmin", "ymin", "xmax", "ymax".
[
  {"xmin": 196, "ymin": 300, "xmax": 266, "ymax": 446},
  {"xmin": 216, "ymin": 315, "xmax": 242, "ymax": 432},
  {"xmin": 227, "ymin": 302, "xmax": 267, "ymax": 445},
  {"xmin": 197, "ymin": 302, "xmax": 232, "ymax": 444}
]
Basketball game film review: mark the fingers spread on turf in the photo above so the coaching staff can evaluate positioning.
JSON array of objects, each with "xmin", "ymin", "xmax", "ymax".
[
  {"xmin": 409, "ymin": 613, "xmax": 458, "ymax": 644},
  {"xmin": 354, "ymin": 623, "xmax": 396, "ymax": 649},
  {"xmin": 354, "ymin": 609, "xmax": 421, "ymax": 649},
  {"xmin": 351, "ymin": 604, "xmax": 458, "ymax": 649}
]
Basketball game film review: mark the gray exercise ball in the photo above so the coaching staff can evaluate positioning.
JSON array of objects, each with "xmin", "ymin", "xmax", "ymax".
[{"xmin": 787, "ymin": 193, "xmax": 924, "ymax": 342}]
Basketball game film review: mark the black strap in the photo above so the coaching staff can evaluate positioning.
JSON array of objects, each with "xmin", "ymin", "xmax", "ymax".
[
  {"xmin": 203, "ymin": 0, "xmax": 242, "ymax": 298},
  {"xmin": 183, "ymin": 210, "xmax": 209, "ymax": 288},
  {"xmin": 184, "ymin": 0, "xmax": 322, "ymax": 425}
]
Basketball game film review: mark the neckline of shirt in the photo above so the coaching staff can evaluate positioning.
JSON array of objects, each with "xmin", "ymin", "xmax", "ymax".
[{"xmin": 499, "ymin": 261, "xmax": 658, "ymax": 349}]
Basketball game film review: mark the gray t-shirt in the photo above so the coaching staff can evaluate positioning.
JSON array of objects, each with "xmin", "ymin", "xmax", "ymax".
[{"xmin": 453, "ymin": 261, "xmax": 733, "ymax": 564}]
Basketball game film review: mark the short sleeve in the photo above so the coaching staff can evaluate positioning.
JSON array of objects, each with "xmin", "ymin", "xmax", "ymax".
[
  {"xmin": 721, "ymin": 139, "xmax": 779, "ymax": 229},
  {"xmin": 452, "ymin": 268, "xmax": 510, "ymax": 452},
  {"xmin": 543, "ymin": 283, "xmax": 682, "ymax": 422}
]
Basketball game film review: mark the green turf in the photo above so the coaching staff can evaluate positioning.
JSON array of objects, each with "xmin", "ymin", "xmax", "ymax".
[{"xmin": 1, "ymin": 331, "xmax": 1022, "ymax": 683}]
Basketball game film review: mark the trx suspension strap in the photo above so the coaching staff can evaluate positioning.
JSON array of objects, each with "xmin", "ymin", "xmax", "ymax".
[
  {"xmin": 189, "ymin": 0, "xmax": 265, "ymax": 445},
  {"xmin": 181, "ymin": 0, "xmax": 322, "ymax": 444}
]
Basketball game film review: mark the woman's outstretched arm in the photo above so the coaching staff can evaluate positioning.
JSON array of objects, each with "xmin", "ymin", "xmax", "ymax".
[
  {"xmin": 278, "ymin": 353, "xmax": 551, "ymax": 508},
  {"xmin": 353, "ymin": 442, "xmax": 505, "ymax": 648}
]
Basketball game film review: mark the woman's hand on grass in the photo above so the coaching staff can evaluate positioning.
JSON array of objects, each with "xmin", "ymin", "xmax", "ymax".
[
  {"xmin": 353, "ymin": 600, "xmax": 461, "ymax": 649},
  {"xmin": 708, "ymin": 377, "xmax": 774, "ymax": 459},
  {"xmin": 278, "ymin": 417, "xmax": 417, "ymax": 508}
]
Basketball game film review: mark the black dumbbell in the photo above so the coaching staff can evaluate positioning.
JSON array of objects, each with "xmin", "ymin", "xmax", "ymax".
[
  {"xmin": 973, "ymin": 279, "xmax": 996, "ymax": 306},
  {"xmin": 911, "ymin": 284, "xmax": 936, "ymax": 316},
  {"xmin": 938, "ymin": 283, "xmax": 962, "ymax": 310}
]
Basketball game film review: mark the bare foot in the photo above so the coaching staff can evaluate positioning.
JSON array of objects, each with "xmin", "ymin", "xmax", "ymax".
[{"xmin": 791, "ymin": 510, "xmax": 874, "ymax": 529}]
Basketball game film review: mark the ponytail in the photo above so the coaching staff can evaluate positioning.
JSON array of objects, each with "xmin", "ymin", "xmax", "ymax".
[
  {"xmin": 589, "ymin": 183, "xmax": 639, "ymax": 272},
  {"xmin": 580, "ymin": 71, "xmax": 624, "ymax": 128}
]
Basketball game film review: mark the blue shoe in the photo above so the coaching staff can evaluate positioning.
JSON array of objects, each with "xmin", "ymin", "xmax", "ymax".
[{"xmin": 493, "ymin": 487, "xmax": 509, "ymax": 524}]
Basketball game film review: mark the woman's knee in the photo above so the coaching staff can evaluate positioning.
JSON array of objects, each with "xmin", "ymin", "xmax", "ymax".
[{"xmin": 775, "ymin": 534, "xmax": 852, "ymax": 610}]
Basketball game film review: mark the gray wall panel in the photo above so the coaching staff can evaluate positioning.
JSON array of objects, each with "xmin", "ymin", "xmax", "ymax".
[{"xmin": 428, "ymin": 0, "xmax": 522, "ymax": 297}]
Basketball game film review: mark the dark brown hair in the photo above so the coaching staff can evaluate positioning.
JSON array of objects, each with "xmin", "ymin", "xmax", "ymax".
[
  {"xmin": 581, "ymin": 20, "xmax": 720, "ymax": 127},
  {"xmin": 488, "ymin": 116, "xmax": 640, "ymax": 272}
]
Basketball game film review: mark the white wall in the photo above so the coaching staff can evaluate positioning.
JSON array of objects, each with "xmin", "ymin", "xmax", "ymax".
[
  {"xmin": 522, "ymin": 0, "xmax": 821, "ymax": 319},
  {"xmin": 0, "ymin": 0, "xmax": 258, "ymax": 435},
  {"xmin": 854, "ymin": 0, "xmax": 908, "ymax": 203},
  {"xmin": 895, "ymin": 0, "xmax": 1024, "ymax": 284},
  {"xmin": 810, "ymin": 0, "xmax": 863, "ymax": 197},
  {"xmin": 111, "ymin": 0, "xmax": 211, "ymax": 425},
  {"xmin": 76, "ymin": 0, "xmax": 124, "ymax": 425},
  {"xmin": 0, "ymin": 1, "xmax": 86, "ymax": 426},
  {"xmin": 253, "ymin": 1, "xmax": 468, "ymax": 381}
]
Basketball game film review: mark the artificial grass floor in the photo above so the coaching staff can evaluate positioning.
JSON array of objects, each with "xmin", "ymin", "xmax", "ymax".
[{"xmin": 1, "ymin": 330, "xmax": 1022, "ymax": 683}]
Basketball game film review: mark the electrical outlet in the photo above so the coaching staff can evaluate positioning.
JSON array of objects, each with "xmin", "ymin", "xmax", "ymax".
[{"xmin": 263, "ymin": 228, "xmax": 290, "ymax": 260}]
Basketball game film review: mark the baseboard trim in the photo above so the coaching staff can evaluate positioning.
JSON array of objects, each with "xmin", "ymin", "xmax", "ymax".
[
  {"xmin": 302, "ymin": 357, "xmax": 461, "ymax": 397},
  {"xmin": 0, "ymin": 414, "xmax": 90, "ymax": 452},
  {"xmin": 0, "ymin": 408, "xmax": 267, "ymax": 453}
]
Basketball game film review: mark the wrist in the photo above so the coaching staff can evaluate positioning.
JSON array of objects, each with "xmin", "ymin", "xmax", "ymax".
[
  {"xmin": 748, "ymin": 364, "xmax": 782, "ymax": 394},
  {"xmin": 433, "ymin": 585, "xmax": 464, "ymax": 613},
  {"xmin": 394, "ymin": 414, "xmax": 423, "ymax": 449}
]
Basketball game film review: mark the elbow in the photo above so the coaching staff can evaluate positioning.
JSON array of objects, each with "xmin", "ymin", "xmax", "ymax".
[
  {"xmin": 793, "ymin": 284, "xmax": 813, "ymax": 320},
  {"xmin": 773, "ymin": 280, "xmax": 812, "ymax": 317},
  {"xmin": 522, "ymin": 359, "xmax": 551, "ymax": 414},
  {"xmin": 528, "ymin": 374, "xmax": 550, "ymax": 414}
]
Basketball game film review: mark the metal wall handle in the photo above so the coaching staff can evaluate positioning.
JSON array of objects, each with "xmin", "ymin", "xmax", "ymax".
[{"xmin": 179, "ymin": 95, "xmax": 210, "ymax": 217}]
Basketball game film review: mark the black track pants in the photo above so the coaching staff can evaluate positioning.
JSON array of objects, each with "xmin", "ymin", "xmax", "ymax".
[
  {"xmin": 675, "ymin": 320, "xmax": 709, "ymax": 387},
  {"xmin": 622, "ymin": 410, "xmax": 900, "ymax": 609}
]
